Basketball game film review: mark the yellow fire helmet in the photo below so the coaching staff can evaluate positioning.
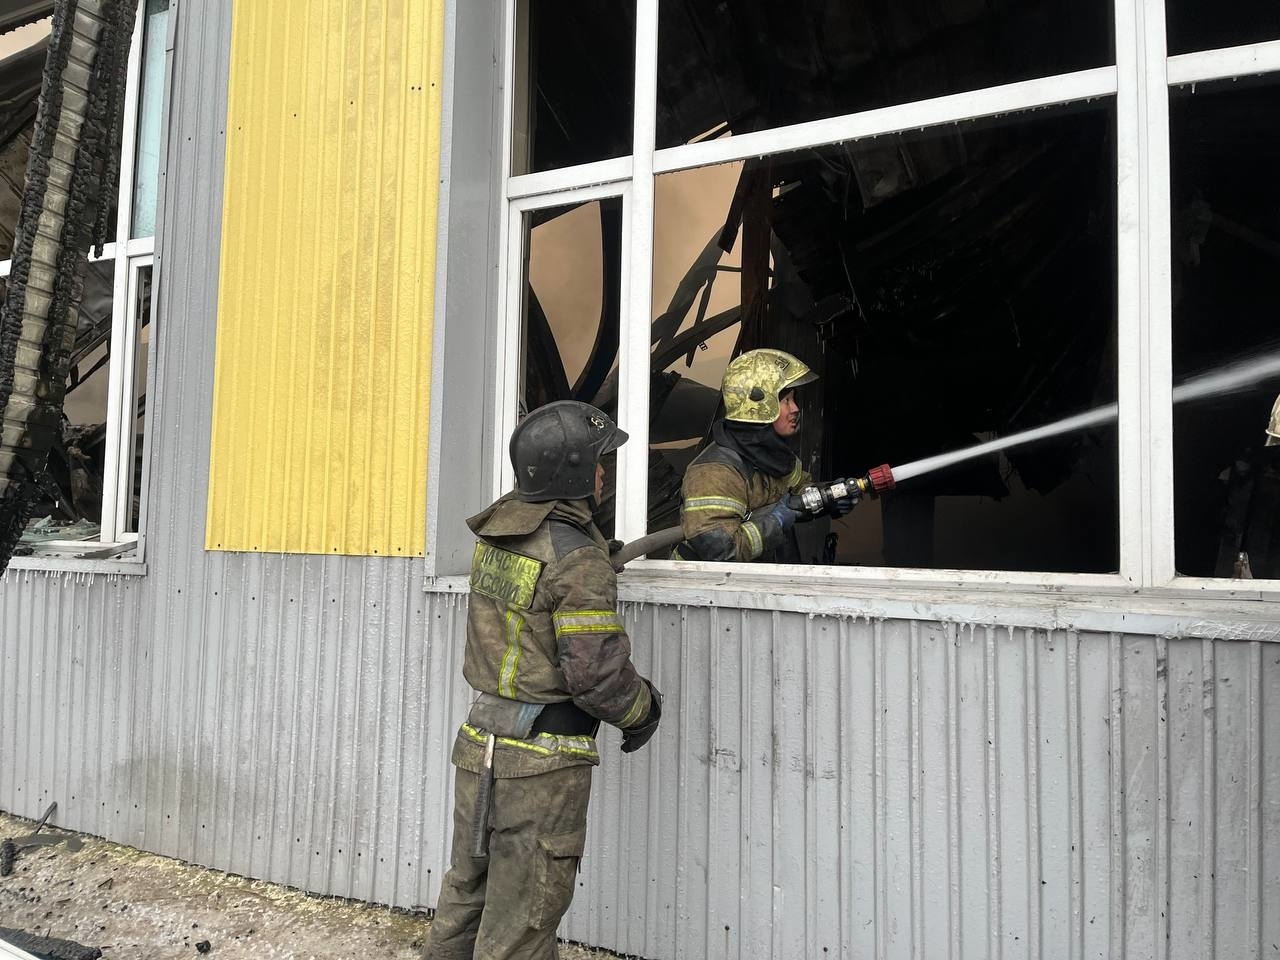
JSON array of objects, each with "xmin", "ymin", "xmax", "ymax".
[
  {"xmin": 1267, "ymin": 394, "xmax": 1280, "ymax": 446},
  {"xmin": 720, "ymin": 348, "xmax": 818, "ymax": 424}
]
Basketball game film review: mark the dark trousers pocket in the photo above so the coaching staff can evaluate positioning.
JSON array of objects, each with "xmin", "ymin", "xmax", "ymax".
[{"xmin": 529, "ymin": 831, "xmax": 585, "ymax": 930}]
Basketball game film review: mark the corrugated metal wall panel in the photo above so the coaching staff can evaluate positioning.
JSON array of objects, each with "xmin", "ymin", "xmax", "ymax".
[
  {"xmin": 0, "ymin": 571, "xmax": 148, "ymax": 843},
  {"xmin": 2, "ymin": 1, "xmax": 1280, "ymax": 958},
  {"xmin": 551, "ymin": 613, "xmax": 1280, "ymax": 960},
  {"xmin": 205, "ymin": 0, "xmax": 444, "ymax": 558}
]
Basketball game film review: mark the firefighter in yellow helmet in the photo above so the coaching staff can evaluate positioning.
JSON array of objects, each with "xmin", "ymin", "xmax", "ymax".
[{"xmin": 674, "ymin": 349, "xmax": 852, "ymax": 562}]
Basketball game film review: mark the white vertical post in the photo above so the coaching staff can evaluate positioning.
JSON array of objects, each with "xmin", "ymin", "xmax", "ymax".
[
  {"xmin": 616, "ymin": 0, "xmax": 658, "ymax": 543},
  {"xmin": 1113, "ymin": 0, "xmax": 1172, "ymax": 587},
  {"xmin": 1141, "ymin": 3, "xmax": 1176, "ymax": 587},
  {"xmin": 1137, "ymin": 0, "xmax": 1177, "ymax": 588},
  {"xmin": 99, "ymin": 3, "xmax": 147, "ymax": 544},
  {"xmin": 116, "ymin": 257, "xmax": 152, "ymax": 537},
  {"xmin": 490, "ymin": 0, "xmax": 519, "ymax": 500}
]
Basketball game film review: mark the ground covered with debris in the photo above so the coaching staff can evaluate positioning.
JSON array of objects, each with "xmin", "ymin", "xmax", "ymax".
[{"xmin": 0, "ymin": 813, "xmax": 617, "ymax": 960}]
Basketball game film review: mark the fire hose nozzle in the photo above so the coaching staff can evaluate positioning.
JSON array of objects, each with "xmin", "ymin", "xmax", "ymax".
[
  {"xmin": 791, "ymin": 465, "xmax": 897, "ymax": 519},
  {"xmin": 865, "ymin": 464, "xmax": 895, "ymax": 494}
]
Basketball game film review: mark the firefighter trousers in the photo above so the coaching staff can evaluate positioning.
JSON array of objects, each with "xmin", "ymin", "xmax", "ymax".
[{"xmin": 424, "ymin": 763, "xmax": 593, "ymax": 960}]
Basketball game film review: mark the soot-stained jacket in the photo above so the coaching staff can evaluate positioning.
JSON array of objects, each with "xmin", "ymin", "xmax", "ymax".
[
  {"xmin": 462, "ymin": 493, "xmax": 652, "ymax": 734},
  {"xmin": 676, "ymin": 443, "xmax": 812, "ymax": 562}
]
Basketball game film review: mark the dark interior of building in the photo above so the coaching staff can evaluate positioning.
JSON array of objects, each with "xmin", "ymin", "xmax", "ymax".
[
  {"xmin": 1171, "ymin": 74, "xmax": 1280, "ymax": 578},
  {"xmin": 518, "ymin": 0, "xmax": 1137, "ymax": 572}
]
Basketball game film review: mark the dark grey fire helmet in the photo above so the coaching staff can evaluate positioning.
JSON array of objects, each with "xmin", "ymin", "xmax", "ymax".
[{"xmin": 510, "ymin": 401, "xmax": 629, "ymax": 502}]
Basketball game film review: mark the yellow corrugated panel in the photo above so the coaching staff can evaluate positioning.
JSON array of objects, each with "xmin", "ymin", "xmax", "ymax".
[{"xmin": 207, "ymin": 0, "xmax": 444, "ymax": 556}]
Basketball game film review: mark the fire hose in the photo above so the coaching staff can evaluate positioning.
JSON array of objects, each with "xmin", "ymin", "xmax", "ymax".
[{"xmin": 609, "ymin": 464, "xmax": 896, "ymax": 570}]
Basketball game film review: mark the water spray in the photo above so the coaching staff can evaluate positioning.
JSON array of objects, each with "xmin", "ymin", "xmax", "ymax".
[
  {"xmin": 611, "ymin": 351, "xmax": 1280, "ymax": 567},
  {"xmin": 890, "ymin": 349, "xmax": 1280, "ymax": 483}
]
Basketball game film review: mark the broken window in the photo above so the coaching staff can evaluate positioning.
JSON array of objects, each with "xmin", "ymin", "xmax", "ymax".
[
  {"xmin": 0, "ymin": 5, "xmax": 166, "ymax": 560},
  {"xmin": 648, "ymin": 101, "xmax": 1120, "ymax": 572},
  {"xmin": 518, "ymin": 195, "xmax": 624, "ymax": 529},
  {"xmin": 519, "ymin": 197, "xmax": 623, "ymax": 412},
  {"xmin": 1166, "ymin": 0, "xmax": 1280, "ymax": 57},
  {"xmin": 1170, "ymin": 75, "xmax": 1280, "ymax": 579},
  {"xmin": 512, "ymin": 0, "xmax": 636, "ymax": 175},
  {"xmin": 656, "ymin": 0, "xmax": 1114, "ymax": 148},
  {"xmin": 503, "ymin": 6, "xmax": 1280, "ymax": 587}
]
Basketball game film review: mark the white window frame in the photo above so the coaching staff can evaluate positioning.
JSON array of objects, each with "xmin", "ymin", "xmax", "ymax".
[
  {"xmin": 2, "ymin": 4, "xmax": 162, "ymax": 563},
  {"xmin": 495, "ymin": 0, "xmax": 1280, "ymax": 600}
]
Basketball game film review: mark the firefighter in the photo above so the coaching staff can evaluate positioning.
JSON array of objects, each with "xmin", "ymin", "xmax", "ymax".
[
  {"xmin": 425, "ymin": 400, "xmax": 661, "ymax": 960},
  {"xmin": 674, "ymin": 348, "xmax": 852, "ymax": 563}
]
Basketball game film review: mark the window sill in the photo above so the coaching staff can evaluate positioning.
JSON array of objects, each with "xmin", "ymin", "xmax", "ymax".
[
  {"xmin": 5, "ymin": 555, "xmax": 147, "ymax": 577},
  {"xmin": 424, "ymin": 564, "xmax": 1280, "ymax": 639}
]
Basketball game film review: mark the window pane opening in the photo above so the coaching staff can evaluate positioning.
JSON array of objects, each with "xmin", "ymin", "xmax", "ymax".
[
  {"xmin": 518, "ymin": 196, "xmax": 624, "ymax": 533},
  {"xmin": 16, "ymin": 261, "xmax": 119, "ymax": 555},
  {"xmin": 1171, "ymin": 75, "xmax": 1280, "ymax": 579},
  {"xmin": 657, "ymin": 0, "xmax": 1115, "ymax": 149},
  {"xmin": 1166, "ymin": 0, "xmax": 1280, "ymax": 57},
  {"xmin": 512, "ymin": 0, "xmax": 636, "ymax": 176},
  {"xmin": 650, "ymin": 100, "xmax": 1120, "ymax": 572},
  {"xmin": 124, "ymin": 263, "xmax": 153, "ymax": 534},
  {"xmin": 130, "ymin": 0, "xmax": 170, "ymax": 239}
]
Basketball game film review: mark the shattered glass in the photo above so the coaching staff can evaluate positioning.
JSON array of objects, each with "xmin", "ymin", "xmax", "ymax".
[
  {"xmin": 16, "ymin": 261, "xmax": 116, "ymax": 553},
  {"xmin": 518, "ymin": 196, "xmax": 625, "ymax": 535}
]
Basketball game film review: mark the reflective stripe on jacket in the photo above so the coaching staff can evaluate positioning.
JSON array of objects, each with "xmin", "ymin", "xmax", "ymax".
[
  {"xmin": 678, "ymin": 444, "xmax": 810, "ymax": 561},
  {"xmin": 462, "ymin": 494, "xmax": 651, "ymax": 735}
]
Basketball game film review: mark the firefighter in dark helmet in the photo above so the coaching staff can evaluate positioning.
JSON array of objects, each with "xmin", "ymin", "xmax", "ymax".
[
  {"xmin": 425, "ymin": 400, "xmax": 661, "ymax": 960},
  {"xmin": 674, "ymin": 348, "xmax": 853, "ymax": 563}
]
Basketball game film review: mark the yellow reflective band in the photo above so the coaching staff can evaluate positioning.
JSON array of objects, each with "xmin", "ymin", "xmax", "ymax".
[
  {"xmin": 461, "ymin": 723, "xmax": 599, "ymax": 761},
  {"xmin": 470, "ymin": 543, "xmax": 543, "ymax": 608},
  {"xmin": 498, "ymin": 609, "xmax": 524, "ymax": 699},
  {"xmin": 785, "ymin": 459, "xmax": 804, "ymax": 488},
  {"xmin": 619, "ymin": 687, "xmax": 648, "ymax": 728},
  {"xmin": 553, "ymin": 610, "xmax": 623, "ymax": 636},
  {"xmin": 684, "ymin": 496, "xmax": 748, "ymax": 517},
  {"xmin": 740, "ymin": 520, "xmax": 764, "ymax": 559}
]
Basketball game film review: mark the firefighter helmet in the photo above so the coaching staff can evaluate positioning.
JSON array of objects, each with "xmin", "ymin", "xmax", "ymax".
[
  {"xmin": 720, "ymin": 349, "xmax": 817, "ymax": 424},
  {"xmin": 1267, "ymin": 394, "xmax": 1280, "ymax": 446},
  {"xmin": 510, "ymin": 400, "xmax": 629, "ymax": 502}
]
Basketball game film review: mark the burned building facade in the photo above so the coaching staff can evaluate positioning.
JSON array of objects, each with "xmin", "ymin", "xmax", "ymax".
[{"xmin": 1, "ymin": 1, "xmax": 1279, "ymax": 958}]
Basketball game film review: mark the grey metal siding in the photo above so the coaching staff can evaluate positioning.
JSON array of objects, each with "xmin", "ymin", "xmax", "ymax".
[
  {"xmin": 1, "ymin": 1, "xmax": 1278, "ymax": 958},
  {"xmin": 558, "ymin": 612, "xmax": 1280, "ymax": 960}
]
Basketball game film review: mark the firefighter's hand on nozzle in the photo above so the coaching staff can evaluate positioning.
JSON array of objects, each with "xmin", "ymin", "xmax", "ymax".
[
  {"xmin": 828, "ymin": 493, "xmax": 856, "ymax": 519},
  {"xmin": 621, "ymin": 680, "xmax": 662, "ymax": 753},
  {"xmin": 768, "ymin": 496, "xmax": 810, "ymax": 528}
]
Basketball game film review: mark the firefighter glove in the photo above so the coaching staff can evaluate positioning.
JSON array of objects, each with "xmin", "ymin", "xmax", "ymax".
[
  {"xmin": 763, "ymin": 496, "xmax": 808, "ymax": 529},
  {"xmin": 621, "ymin": 680, "xmax": 662, "ymax": 753}
]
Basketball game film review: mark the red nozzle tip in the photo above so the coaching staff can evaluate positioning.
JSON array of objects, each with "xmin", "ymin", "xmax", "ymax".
[{"xmin": 867, "ymin": 464, "xmax": 895, "ymax": 493}]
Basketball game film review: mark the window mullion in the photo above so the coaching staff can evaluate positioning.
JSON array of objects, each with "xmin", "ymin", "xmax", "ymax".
[
  {"xmin": 115, "ymin": 4, "xmax": 145, "ymax": 250},
  {"xmin": 98, "ymin": 255, "xmax": 130, "ymax": 544},
  {"xmin": 490, "ymin": 0, "xmax": 519, "ymax": 501},
  {"xmin": 1166, "ymin": 37, "xmax": 1280, "ymax": 84},
  {"xmin": 1143, "ymin": 0, "xmax": 1176, "ymax": 586},
  {"xmin": 616, "ymin": 0, "xmax": 658, "ymax": 544},
  {"xmin": 98, "ymin": 4, "xmax": 147, "ymax": 543},
  {"xmin": 1113, "ymin": 0, "xmax": 1173, "ymax": 587}
]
